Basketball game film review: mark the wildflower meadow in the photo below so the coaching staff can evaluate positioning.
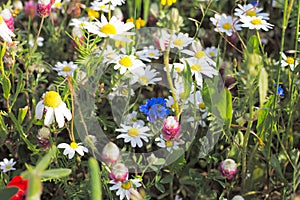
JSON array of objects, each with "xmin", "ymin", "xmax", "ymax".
[{"xmin": 1, "ymin": 0, "xmax": 300, "ymax": 199}]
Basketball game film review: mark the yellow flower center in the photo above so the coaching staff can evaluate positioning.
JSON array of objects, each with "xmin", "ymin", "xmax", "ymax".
[
  {"xmin": 70, "ymin": 142, "xmax": 78, "ymax": 149},
  {"xmin": 119, "ymin": 56, "xmax": 133, "ymax": 68},
  {"xmin": 54, "ymin": 2, "xmax": 62, "ymax": 7},
  {"xmin": 121, "ymin": 88, "xmax": 129, "ymax": 95},
  {"xmin": 63, "ymin": 66, "xmax": 72, "ymax": 72},
  {"xmin": 6, "ymin": 165, "xmax": 11, "ymax": 169},
  {"xmin": 138, "ymin": 76, "xmax": 149, "ymax": 85},
  {"xmin": 80, "ymin": 22, "xmax": 86, "ymax": 27},
  {"xmin": 251, "ymin": 18, "xmax": 262, "ymax": 25},
  {"xmin": 198, "ymin": 103, "xmax": 206, "ymax": 109},
  {"xmin": 149, "ymin": 52, "xmax": 155, "ymax": 57},
  {"xmin": 222, "ymin": 23, "xmax": 232, "ymax": 30},
  {"xmin": 173, "ymin": 39, "xmax": 183, "ymax": 47},
  {"xmin": 121, "ymin": 181, "xmax": 131, "ymax": 190},
  {"xmin": 88, "ymin": 8, "xmax": 99, "ymax": 19},
  {"xmin": 195, "ymin": 51, "xmax": 206, "ymax": 59},
  {"xmin": 209, "ymin": 52, "xmax": 215, "ymax": 57},
  {"xmin": 0, "ymin": 16, "xmax": 3, "ymax": 24},
  {"xmin": 246, "ymin": 10, "xmax": 256, "ymax": 17},
  {"xmin": 286, "ymin": 57, "xmax": 295, "ymax": 65},
  {"xmin": 128, "ymin": 128, "xmax": 139, "ymax": 137},
  {"xmin": 99, "ymin": 5, "xmax": 106, "ymax": 9},
  {"xmin": 101, "ymin": 24, "xmax": 117, "ymax": 35},
  {"xmin": 171, "ymin": 104, "xmax": 177, "ymax": 110},
  {"xmin": 165, "ymin": 140, "xmax": 173, "ymax": 147},
  {"xmin": 175, "ymin": 67, "xmax": 181, "ymax": 72},
  {"xmin": 43, "ymin": 91, "xmax": 62, "ymax": 108},
  {"xmin": 179, "ymin": 92, "xmax": 185, "ymax": 99},
  {"xmin": 190, "ymin": 64, "xmax": 202, "ymax": 72}
]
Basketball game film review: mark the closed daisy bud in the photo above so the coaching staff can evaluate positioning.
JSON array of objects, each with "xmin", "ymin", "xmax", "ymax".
[
  {"xmin": 232, "ymin": 195, "xmax": 245, "ymax": 200},
  {"xmin": 219, "ymin": 158, "xmax": 238, "ymax": 180},
  {"xmin": 162, "ymin": 116, "xmax": 180, "ymax": 140},
  {"xmin": 102, "ymin": 142, "xmax": 120, "ymax": 164},
  {"xmin": 37, "ymin": 0, "xmax": 51, "ymax": 17},
  {"xmin": 1, "ymin": 9, "xmax": 14, "ymax": 31},
  {"xmin": 109, "ymin": 163, "xmax": 128, "ymax": 182},
  {"xmin": 37, "ymin": 127, "xmax": 51, "ymax": 149}
]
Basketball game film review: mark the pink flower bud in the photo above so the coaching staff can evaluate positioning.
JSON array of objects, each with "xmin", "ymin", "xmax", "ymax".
[
  {"xmin": 1, "ymin": 9, "xmax": 14, "ymax": 31},
  {"xmin": 37, "ymin": 0, "xmax": 51, "ymax": 17},
  {"xmin": 162, "ymin": 116, "xmax": 180, "ymax": 140},
  {"xmin": 101, "ymin": 142, "xmax": 120, "ymax": 164},
  {"xmin": 219, "ymin": 158, "xmax": 237, "ymax": 180},
  {"xmin": 109, "ymin": 163, "xmax": 128, "ymax": 182},
  {"xmin": 24, "ymin": 0, "xmax": 37, "ymax": 19}
]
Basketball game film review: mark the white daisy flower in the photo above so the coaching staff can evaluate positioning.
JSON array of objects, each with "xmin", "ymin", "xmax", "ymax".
[
  {"xmin": 51, "ymin": 0, "xmax": 63, "ymax": 9},
  {"xmin": 101, "ymin": 45, "xmax": 120, "ymax": 64},
  {"xmin": 130, "ymin": 65, "xmax": 162, "ymax": 86},
  {"xmin": 0, "ymin": 15, "xmax": 15, "ymax": 43},
  {"xmin": 35, "ymin": 91, "xmax": 72, "ymax": 128},
  {"xmin": 103, "ymin": 0, "xmax": 126, "ymax": 7},
  {"xmin": 240, "ymin": 16, "xmax": 274, "ymax": 31},
  {"xmin": 184, "ymin": 57, "xmax": 218, "ymax": 87},
  {"xmin": 84, "ymin": 15, "xmax": 134, "ymax": 41},
  {"xmin": 113, "ymin": 54, "xmax": 145, "ymax": 74},
  {"xmin": 108, "ymin": 82, "xmax": 135, "ymax": 100},
  {"xmin": 69, "ymin": 17, "xmax": 90, "ymax": 29},
  {"xmin": 155, "ymin": 136, "xmax": 180, "ymax": 152},
  {"xmin": 278, "ymin": 52, "xmax": 299, "ymax": 71},
  {"xmin": 182, "ymin": 41, "xmax": 216, "ymax": 67},
  {"xmin": 210, "ymin": 13, "xmax": 241, "ymax": 36},
  {"xmin": 234, "ymin": 3, "xmax": 269, "ymax": 20},
  {"xmin": 54, "ymin": 61, "xmax": 78, "ymax": 77},
  {"xmin": 57, "ymin": 141, "xmax": 88, "ymax": 159},
  {"xmin": 136, "ymin": 46, "xmax": 161, "ymax": 62},
  {"xmin": 29, "ymin": 36, "xmax": 44, "ymax": 47},
  {"xmin": 186, "ymin": 111, "xmax": 208, "ymax": 127},
  {"xmin": 170, "ymin": 32, "xmax": 193, "ymax": 50},
  {"xmin": 109, "ymin": 178, "xmax": 141, "ymax": 200},
  {"xmin": 188, "ymin": 90, "xmax": 206, "ymax": 112},
  {"xmin": 122, "ymin": 111, "xmax": 144, "ymax": 125},
  {"xmin": 0, "ymin": 158, "xmax": 16, "ymax": 173},
  {"xmin": 116, "ymin": 122, "xmax": 150, "ymax": 148},
  {"xmin": 205, "ymin": 46, "xmax": 219, "ymax": 58},
  {"xmin": 90, "ymin": 1, "xmax": 114, "ymax": 13}
]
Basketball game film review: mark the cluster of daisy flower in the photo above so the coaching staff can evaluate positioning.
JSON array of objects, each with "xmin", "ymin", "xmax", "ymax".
[{"xmin": 210, "ymin": 3, "xmax": 273, "ymax": 37}]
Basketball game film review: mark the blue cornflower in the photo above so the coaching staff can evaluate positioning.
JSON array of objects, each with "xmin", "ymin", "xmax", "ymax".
[
  {"xmin": 139, "ymin": 97, "xmax": 170, "ymax": 122},
  {"xmin": 274, "ymin": 84, "xmax": 284, "ymax": 97}
]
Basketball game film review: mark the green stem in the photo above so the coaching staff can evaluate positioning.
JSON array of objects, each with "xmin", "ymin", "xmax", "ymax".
[
  {"xmin": 241, "ymin": 88, "xmax": 254, "ymax": 192},
  {"xmin": 67, "ymin": 76, "xmax": 75, "ymax": 142}
]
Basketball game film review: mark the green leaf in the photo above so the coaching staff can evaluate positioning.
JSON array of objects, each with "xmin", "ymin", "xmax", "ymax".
[
  {"xmin": 35, "ymin": 146, "xmax": 57, "ymax": 172},
  {"xmin": 143, "ymin": 0, "xmax": 150, "ymax": 23},
  {"xmin": 225, "ymin": 89, "xmax": 232, "ymax": 129},
  {"xmin": 2, "ymin": 75, "xmax": 11, "ymax": 99},
  {"xmin": 258, "ymin": 68, "xmax": 268, "ymax": 108},
  {"xmin": 0, "ymin": 187, "xmax": 18, "ymax": 199},
  {"xmin": 88, "ymin": 157, "xmax": 102, "ymax": 200},
  {"xmin": 41, "ymin": 168, "xmax": 72, "ymax": 179},
  {"xmin": 270, "ymin": 155, "xmax": 288, "ymax": 184},
  {"xmin": 27, "ymin": 170, "xmax": 42, "ymax": 200},
  {"xmin": 160, "ymin": 175, "xmax": 174, "ymax": 184},
  {"xmin": 155, "ymin": 182, "xmax": 165, "ymax": 193},
  {"xmin": 18, "ymin": 106, "xmax": 28, "ymax": 124},
  {"xmin": 247, "ymin": 35, "xmax": 260, "ymax": 54},
  {"xmin": 182, "ymin": 61, "xmax": 192, "ymax": 104}
]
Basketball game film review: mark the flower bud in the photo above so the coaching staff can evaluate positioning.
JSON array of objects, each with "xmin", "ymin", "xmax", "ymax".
[
  {"xmin": 232, "ymin": 195, "xmax": 245, "ymax": 200},
  {"xmin": 24, "ymin": 0, "xmax": 37, "ymax": 19},
  {"xmin": 101, "ymin": 142, "xmax": 120, "ymax": 164},
  {"xmin": 13, "ymin": 0, "xmax": 23, "ymax": 16},
  {"xmin": 1, "ymin": 9, "xmax": 14, "ymax": 31},
  {"xmin": 37, "ymin": 0, "xmax": 51, "ymax": 17},
  {"xmin": 109, "ymin": 163, "xmax": 128, "ymax": 182},
  {"xmin": 162, "ymin": 116, "xmax": 180, "ymax": 140},
  {"xmin": 37, "ymin": 127, "xmax": 51, "ymax": 149},
  {"xmin": 219, "ymin": 158, "xmax": 237, "ymax": 180}
]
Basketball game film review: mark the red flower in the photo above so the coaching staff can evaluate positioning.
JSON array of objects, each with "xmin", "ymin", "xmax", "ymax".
[{"xmin": 7, "ymin": 176, "xmax": 28, "ymax": 200}]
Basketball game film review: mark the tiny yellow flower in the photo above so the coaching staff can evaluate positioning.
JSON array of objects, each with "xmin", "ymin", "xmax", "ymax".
[
  {"xmin": 126, "ymin": 17, "xmax": 146, "ymax": 29},
  {"xmin": 161, "ymin": 0, "xmax": 176, "ymax": 6},
  {"xmin": 88, "ymin": 8, "xmax": 99, "ymax": 20}
]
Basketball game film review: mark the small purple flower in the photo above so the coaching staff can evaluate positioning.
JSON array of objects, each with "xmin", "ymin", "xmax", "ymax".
[
  {"xmin": 109, "ymin": 163, "xmax": 129, "ymax": 182},
  {"xmin": 139, "ymin": 97, "xmax": 170, "ymax": 122},
  {"xmin": 24, "ymin": 0, "xmax": 37, "ymax": 19},
  {"xmin": 37, "ymin": 0, "xmax": 51, "ymax": 17},
  {"xmin": 219, "ymin": 158, "xmax": 237, "ymax": 180},
  {"xmin": 162, "ymin": 116, "xmax": 181, "ymax": 140}
]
